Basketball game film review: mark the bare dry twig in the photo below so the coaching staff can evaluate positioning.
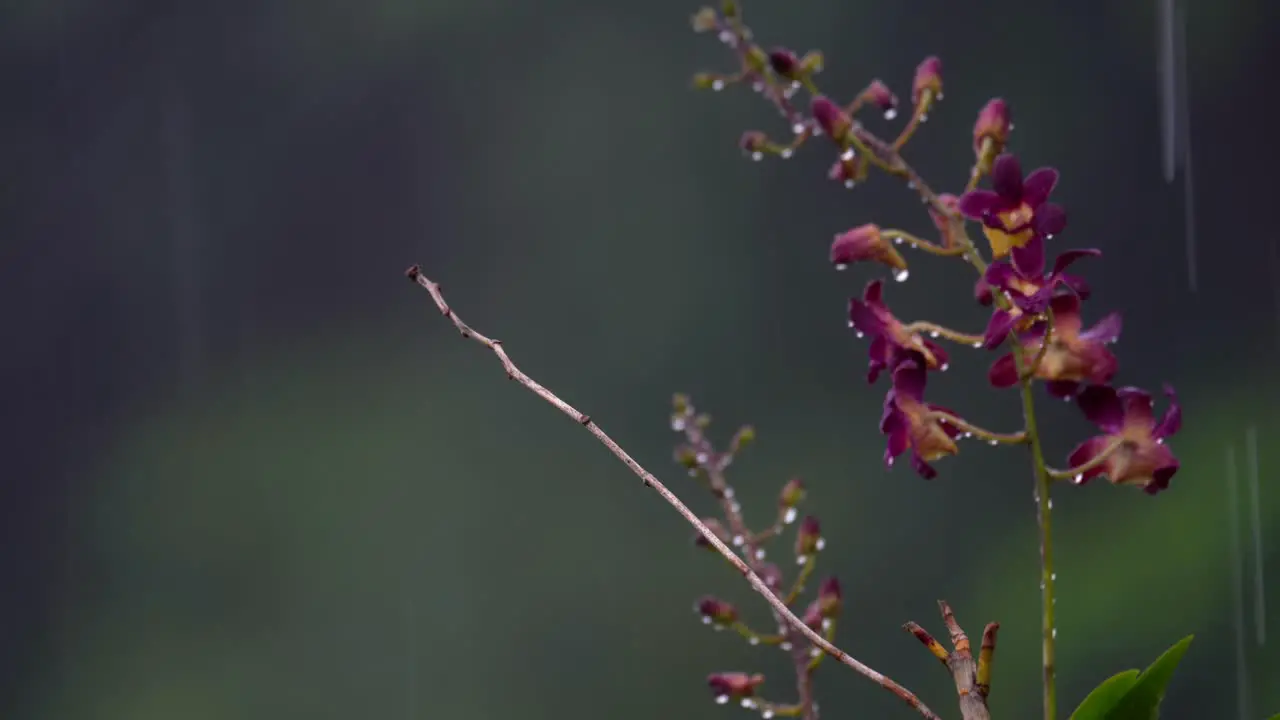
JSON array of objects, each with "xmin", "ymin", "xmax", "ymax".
[{"xmin": 406, "ymin": 265, "xmax": 941, "ymax": 719}]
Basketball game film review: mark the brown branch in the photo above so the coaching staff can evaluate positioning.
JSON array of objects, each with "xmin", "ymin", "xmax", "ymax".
[
  {"xmin": 905, "ymin": 601, "xmax": 997, "ymax": 720},
  {"xmin": 406, "ymin": 265, "xmax": 941, "ymax": 720}
]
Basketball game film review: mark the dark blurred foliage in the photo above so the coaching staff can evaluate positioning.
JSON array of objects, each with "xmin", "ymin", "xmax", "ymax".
[{"xmin": 1, "ymin": 0, "xmax": 1277, "ymax": 718}]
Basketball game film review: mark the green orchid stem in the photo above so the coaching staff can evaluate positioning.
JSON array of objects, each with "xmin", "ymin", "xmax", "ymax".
[{"xmin": 1012, "ymin": 350, "xmax": 1058, "ymax": 720}]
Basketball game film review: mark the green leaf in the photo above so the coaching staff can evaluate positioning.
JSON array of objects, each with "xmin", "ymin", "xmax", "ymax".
[
  {"xmin": 1069, "ymin": 669, "xmax": 1140, "ymax": 719},
  {"xmin": 1104, "ymin": 635, "xmax": 1195, "ymax": 719}
]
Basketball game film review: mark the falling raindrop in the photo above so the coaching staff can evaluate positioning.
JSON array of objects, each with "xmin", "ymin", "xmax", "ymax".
[
  {"xmin": 1245, "ymin": 426, "xmax": 1267, "ymax": 645},
  {"xmin": 1226, "ymin": 445, "xmax": 1254, "ymax": 719},
  {"xmin": 894, "ymin": 269, "xmax": 909, "ymax": 282}
]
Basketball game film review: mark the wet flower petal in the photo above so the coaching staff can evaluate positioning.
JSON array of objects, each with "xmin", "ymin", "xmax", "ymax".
[
  {"xmin": 1077, "ymin": 384, "xmax": 1124, "ymax": 431},
  {"xmin": 1065, "ymin": 435, "xmax": 1112, "ymax": 483},
  {"xmin": 988, "ymin": 354, "xmax": 1019, "ymax": 388},
  {"xmin": 1154, "ymin": 384, "xmax": 1182, "ymax": 438},
  {"xmin": 1021, "ymin": 167, "xmax": 1060, "ymax": 206},
  {"xmin": 1034, "ymin": 203, "xmax": 1067, "ymax": 236},
  {"xmin": 982, "ymin": 309, "xmax": 1019, "ymax": 350},
  {"xmin": 991, "ymin": 154, "xmax": 1024, "ymax": 202},
  {"xmin": 957, "ymin": 189, "xmax": 1001, "ymax": 218}
]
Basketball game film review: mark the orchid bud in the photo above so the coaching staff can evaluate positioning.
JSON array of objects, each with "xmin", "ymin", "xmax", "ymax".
[
  {"xmin": 816, "ymin": 576, "xmax": 843, "ymax": 618},
  {"xmin": 778, "ymin": 477, "xmax": 805, "ymax": 509},
  {"xmin": 767, "ymin": 47, "xmax": 800, "ymax": 79},
  {"xmin": 810, "ymin": 95, "xmax": 851, "ymax": 142},
  {"xmin": 739, "ymin": 131, "xmax": 768, "ymax": 154},
  {"xmin": 690, "ymin": 7, "xmax": 718, "ymax": 32},
  {"xmin": 794, "ymin": 515, "xmax": 823, "ymax": 558},
  {"xmin": 912, "ymin": 56, "xmax": 943, "ymax": 106},
  {"xmin": 707, "ymin": 672, "xmax": 764, "ymax": 703},
  {"xmin": 866, "ymin": 79, "xmax": 898, "ymax": 118},
  {"xmin": 697, "ymin": 596, "xmax": 740, "ymax": 626},
  {"xmin": 798, "ymin": 50, "xmax": 824, "ymax": 75},
  {"xmin": 973, "ymin": 98, "xmax": 1011, "ymax": 166},
  {"xmin": 830, "ymin": 223, "xmax": 908, "ymax": 274}
]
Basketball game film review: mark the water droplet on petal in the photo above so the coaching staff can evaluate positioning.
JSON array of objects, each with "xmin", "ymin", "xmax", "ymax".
[
  {"xmin": 840, "ymin": 149, "xmax": 855, "ymax": 162},
  {"xmin": 940, "ymin": 362, "xmax": 950, "ymax": 371},
  {"xmin": 929, "ymin": 330, "xmax": 940, "ymax": 338},
  {"xmin": 883, "ymin": 108, "xmax": 898, "ymax": 120},
  {"xmin": 894, "ymin": 269, "xmax": 909, "ymax": 282},
  {"xmin": 741, "ymin": 698, "xmax": 757, "ymax": 709},
  {"xmin": 715, "ymin": 695, "xmax": 730, "ymax": 705},
  {"xmin": 855, "ymin": 330, "xmax": 864, "ymax": 339},
  {"xmin": 815, "ymin": 537, "xmax": 826, "ymax": 551},
  {"xmin": 784, "ymin": 507, "xmax": 798, "ymax": 524},
  {"xmin": 1073, "ymin": 474, "xmax": 1084, "ymax": 484}
]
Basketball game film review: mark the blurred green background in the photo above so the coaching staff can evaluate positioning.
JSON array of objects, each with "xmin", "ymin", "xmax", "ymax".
[{"xmin": 2, "ymin": 0, "xmax": 1276, "ymax": 718}]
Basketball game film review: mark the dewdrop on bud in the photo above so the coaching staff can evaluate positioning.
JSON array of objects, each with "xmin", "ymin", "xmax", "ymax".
[
  {"xmin": 817, "ymin": 577, "xmax": 843, "ymax": 618},
  {"xmin": 783, "ymin": 507, "xmax": 798, "ymax": 524},
  {"xmin": 865, "ymin": 79, "xmax": 898, "ymax": 119},
  {"xmin": 973, "ymin": 98, "xmax": 1011, "ymax": 161},
  {"xmin": 767, "ymin": 47, "xmax": 800, "ymax": 80},
  {"xmin": 830, "ymin": 224, "xmax": 908, "ymax": 276}
]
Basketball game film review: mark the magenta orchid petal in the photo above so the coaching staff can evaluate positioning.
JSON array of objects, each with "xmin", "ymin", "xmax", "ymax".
[
  {"xmin": 1045, "ymin": 380, "xmax": 1081, "ymax": 399},
  {"xmin": 866, "ymin": 336, "xmax": 889, "ymax": 383},
  {"xmin": 910, "ymin": 452, "xmax": 938, "ymax": 479},
  {"xmin": 1059, "ymin": 273, "xmax": 1091, "ymax": 299},
  {"xmin": 983, "ymin": 261, "xmax": 1017, "ymax": 291},
  {"xmin": 1117, "ymin": 386, "xmax": 1155, "ymax": 427},
  {"xmin": 987, "ymin": 354, "xmax": 1019, "ymax": 387},
  {"xmin": 1051, "ymin": 248, "xmax": 1102, "ymax": 276},
  {"xmin": 1154, "ymin": 384, "xmax": 1182, "ymax": 439},
  {"xmin": 1033, "ymin": 203, "xmax": 1067, "ymax": 237},
  {"xmin": 982, "ymin": 309, "xmax": 1019, "ymax": 350},
  {"xmin": 1021, "ymin": 167, "xmax": 1060, "ymax": 207},
  {"xmin": 863, "ymin": 278, "xmax": 884, "ymax": 305},
  {"xmin": 891, "ymin": 361, "xmax": 926, "ymax": 401},
  {"xmin": 1066, "ymin": 435, "xmax": 1112, "ymax": 483},
  {"xmin": 1077, "ymin": 384, "xmax": 1124, "ymax": 431},
  {"xmin": 1080, "ymin": 312, "xmax": 1123, "ymax": 344},
  {"xmin": 991, "ymin": 154, "xmax": 1024, "ymax": 202},
  {"xmin": 848, "ymin": 299, "xmax": 886, "ymax": 336},
  {"xmin": 1011, "ymin": 236, "xmax": 1046, "ymax": 277},
  {"xmin": 957, "ymin": 189, "xmax": 1001, "ymax": 219}
]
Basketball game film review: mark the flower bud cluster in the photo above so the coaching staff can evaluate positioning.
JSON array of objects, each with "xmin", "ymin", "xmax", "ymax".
[{"xmin": 669, "ymin": 393, "xmax": 843, "ymax": 716}]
